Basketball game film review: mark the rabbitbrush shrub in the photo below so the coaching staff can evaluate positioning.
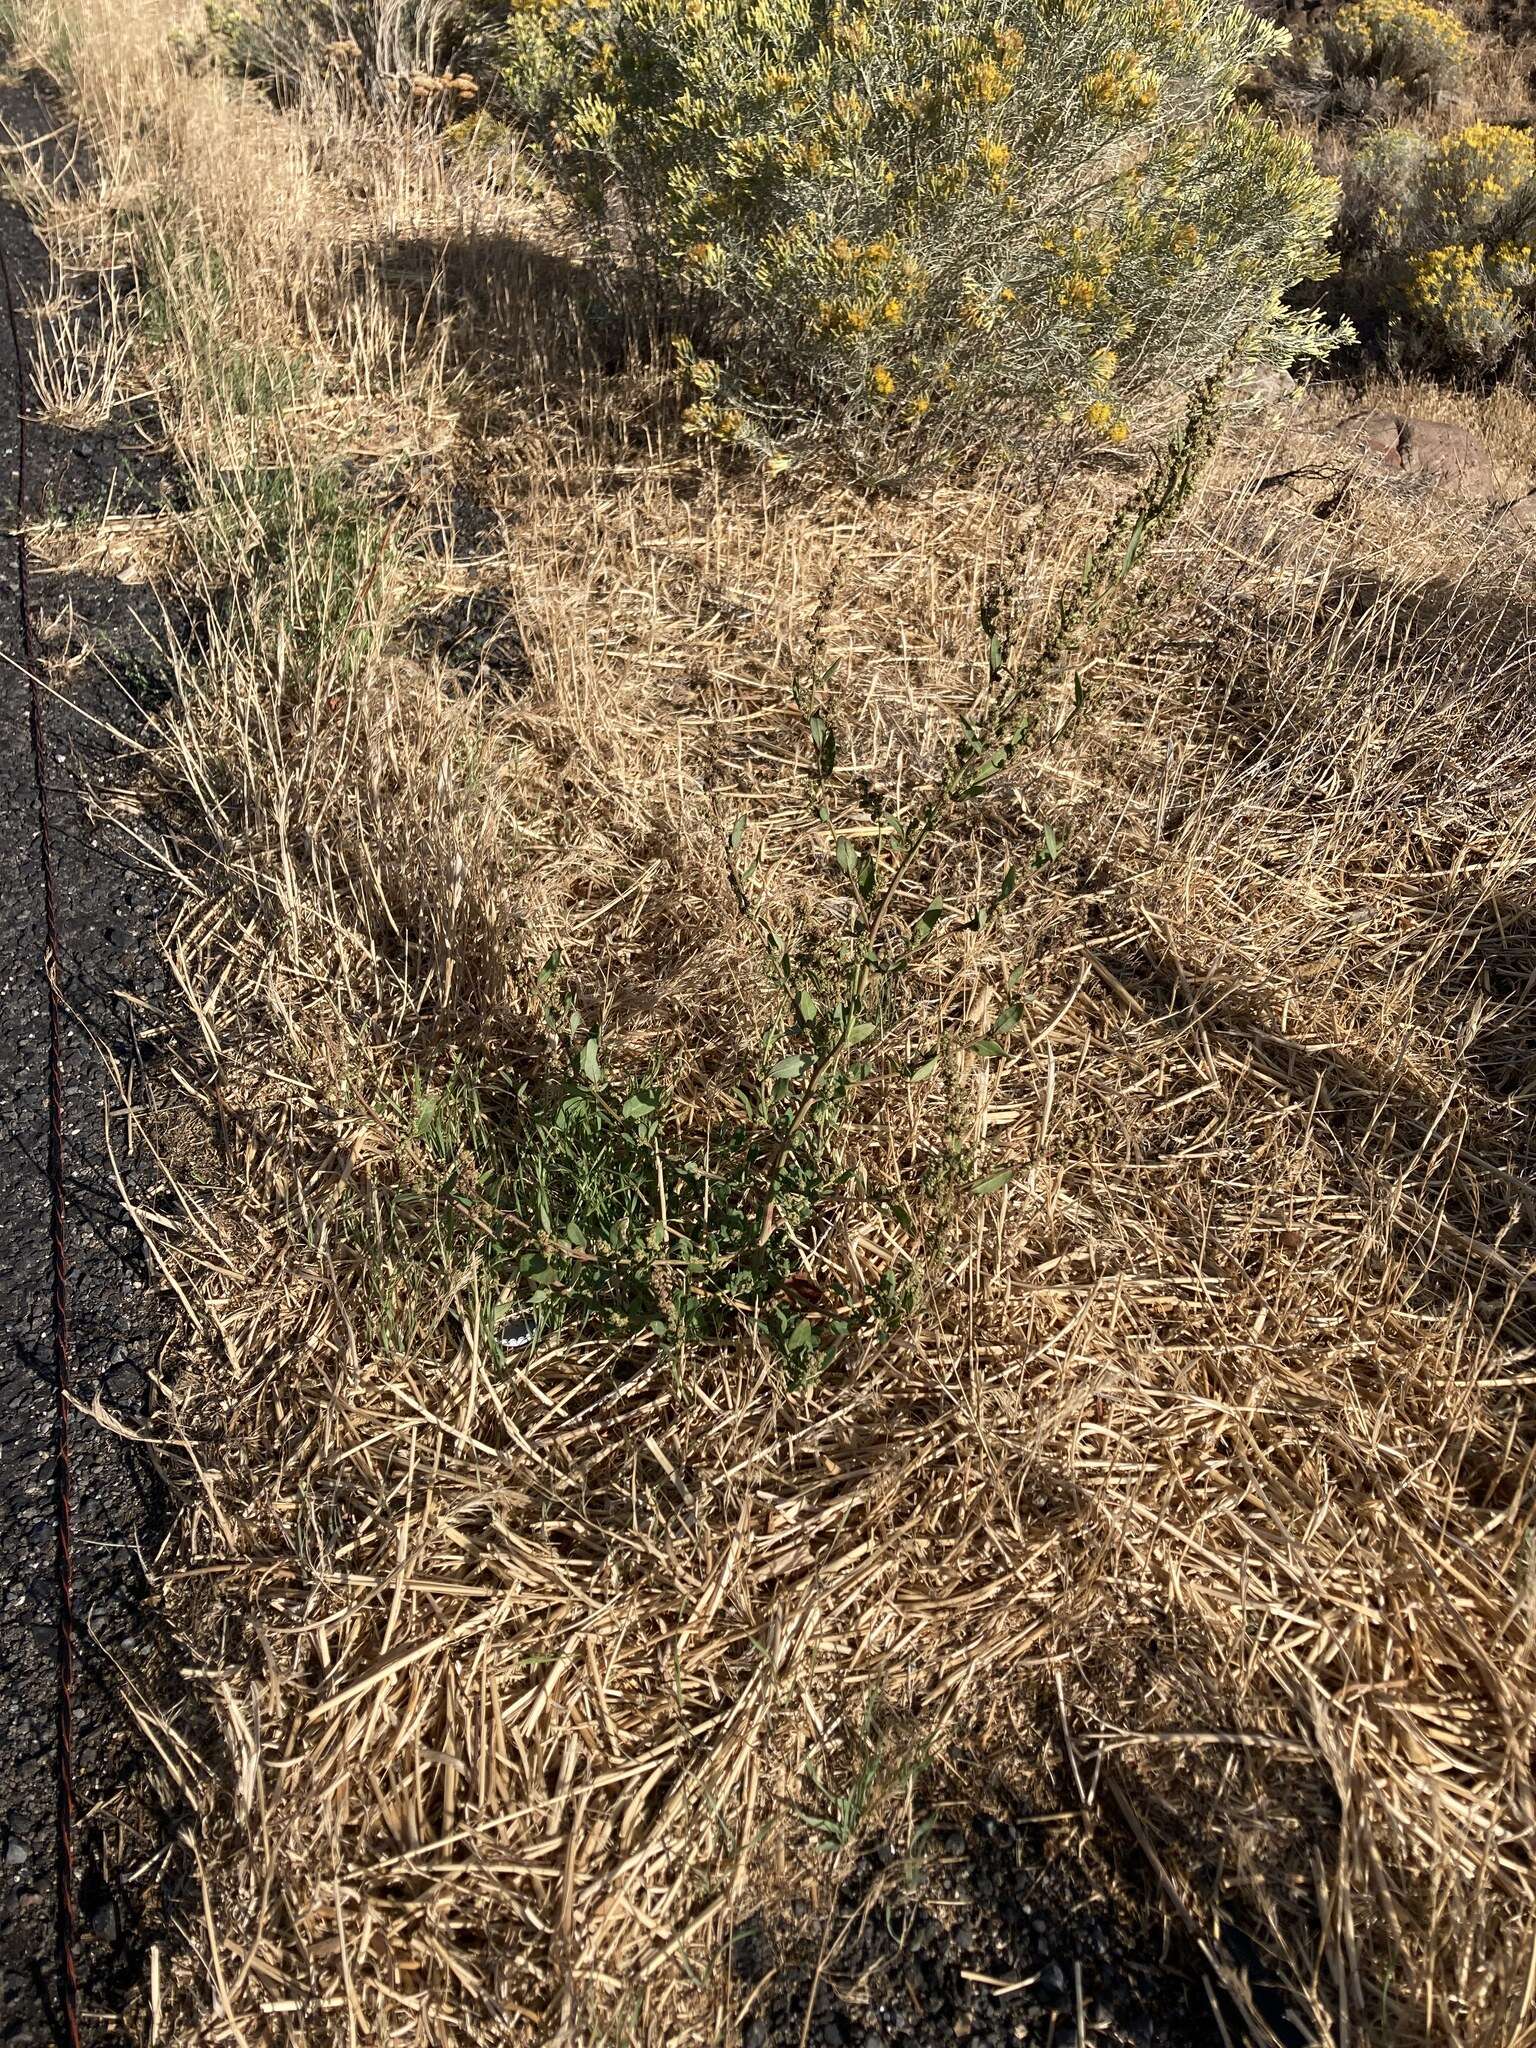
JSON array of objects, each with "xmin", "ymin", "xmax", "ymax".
[
  {"xmin": 1298, "ymin": 0, "xmax": 1469, "ymax": 106},
  {"xmin": 1342, "ymin": 122, "xmax": 1536, "ymax": 370},
  {"xmin": 504, "ymin": 0, "xmax": 1340, "ymax": 466}
]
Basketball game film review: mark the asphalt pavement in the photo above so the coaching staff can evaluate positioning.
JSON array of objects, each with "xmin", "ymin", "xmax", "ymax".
[{"xmin": 0, "ymin": 79, "xmax": 171, "ymax": 2044}]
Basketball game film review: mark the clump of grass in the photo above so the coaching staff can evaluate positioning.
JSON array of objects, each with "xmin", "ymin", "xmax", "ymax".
[{"xmin": 203, "ymin": 0, "xmax": 457, "ymax": 102}]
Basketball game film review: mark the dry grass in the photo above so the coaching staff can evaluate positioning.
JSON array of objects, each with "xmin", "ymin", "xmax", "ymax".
[{"xmin": 6, "ymin": 2, "xmax": 1536, "ymax": 2044}]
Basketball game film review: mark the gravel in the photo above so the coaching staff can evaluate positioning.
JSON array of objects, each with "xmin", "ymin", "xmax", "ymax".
[{"xmin": 739, "ymin": 1809, "xmax": 1231, "ymax": 2048}]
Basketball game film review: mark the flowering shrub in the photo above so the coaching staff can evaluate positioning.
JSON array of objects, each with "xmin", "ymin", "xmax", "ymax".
[
  {"xmin": 503, "ymin": 0, "xmax": 1340, "ymax": 465},
  {"xmin": 1342, "ymin": 122, "xmax": 1536, "ymax": 369},
  {"xmin": 1299, "ymin": 0, "xmax": 1469, "ymax": 105}
]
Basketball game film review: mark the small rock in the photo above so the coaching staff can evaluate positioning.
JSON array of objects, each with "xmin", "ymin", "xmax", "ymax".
[
  {"xmin": 1496, "ymin": 489, "xmax": 1536, "ymax": 535},
  {"xmin": 1039, "ymin": 1962, "xmax": 1066, "ymax": 1997},
  {"xmin": 1348, "ymin": 409, "xmax": 1501, "ymax": 498},
  {"xmin": 3, "ymin": 1839, "xmax": 27, "ymax": 1866}
]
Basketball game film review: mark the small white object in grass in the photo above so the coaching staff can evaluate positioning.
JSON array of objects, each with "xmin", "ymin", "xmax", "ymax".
[{"xmin": 499, "ymin": 1314, "xmax": 539, "ymax": 1354}]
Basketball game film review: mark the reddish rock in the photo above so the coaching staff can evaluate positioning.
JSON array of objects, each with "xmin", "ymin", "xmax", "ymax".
[{"xmin": 1348, "ymin": 409, "xmax": 1501, "ymax": 497}]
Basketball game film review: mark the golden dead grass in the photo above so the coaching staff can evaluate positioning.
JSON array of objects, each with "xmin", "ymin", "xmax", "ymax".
[{"xmin": 6, "ymin": 2, "xmax": 1536, "ymax": 2044}]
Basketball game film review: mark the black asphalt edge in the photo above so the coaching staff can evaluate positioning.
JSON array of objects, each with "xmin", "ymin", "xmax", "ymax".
[{"xmin": 0, "ymin": 69, "xmax": 177, "ymax": 2046}]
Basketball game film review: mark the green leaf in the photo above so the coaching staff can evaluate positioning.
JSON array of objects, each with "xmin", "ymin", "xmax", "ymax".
[
  {"xmin": 973, "ymin": 1168, "xmax": 1014, "ymax": 1196},
  {"xmin": 993, "ymin": 1002, "xmax": 1023, "ymax": 1036},
  {"xmin": 769, "ymin": 1054, "xmax": 806, "ymax": 1079},
  {"xmin": 909, "ymin": 1051, "xmax": 939, "ymax": 1081},
  {"xmin": 785, "ymin": 1316, "xmax": 816, "ymax": 1354},
  {"xmin": 845, "ymin": 1020, "xmax": 877, "ymax": 1046},
  {"xmin": 727, "ymin": 817, "xmax": 746, "ymax": 852},
  {"xmin": 564, "ymin": 1217, "xmax": 588, "ymax": 1248},
  {"xmin": 621, "ymin": 1090, "xmax": 659, "ymax": 1121},
  {"xmin": 973, "ymin": 1037, "xmax": 1005, "ymax": 1059},
  {"xmin": 1120, "ymin": 511, "xmax": 1152, "ymax": 575},
  {"xmin": 987, "ymin": 631, "xmax": 1005, "ymax": 676},
  {"xmin": 797, "ymin": 988, "xmax": 819, "ymax": 1023},
  {"xmin": 580, "ymin": 1035, "xmax": 603, "ymax": 1085},
  {"xmin": 835, "ymin": 838, "xmax": 858, "ymax": 877}
]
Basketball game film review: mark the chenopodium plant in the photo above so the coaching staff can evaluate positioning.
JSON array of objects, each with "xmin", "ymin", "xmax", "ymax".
[
  {"xmin": 496, "ymin": 372, "xmax": 1228, "ymax": 1380},
  {"xmin": 504, "ymin": 0, "xmax": 1339, "ymax": 464},
  {"xmin": 1342, "ymin": 122, "xmax": 1536, "ymax": 369},
  {"xmin": 728, "ymin": 366, "xmax": 1229, "ymax": 1264}
]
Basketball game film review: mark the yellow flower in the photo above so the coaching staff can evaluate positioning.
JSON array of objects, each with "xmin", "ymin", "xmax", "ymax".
[
  {"xmin": 869, "ymin": 363, "xmax": 895, "ymax": 396},
  {"xmin": 904, "ymin": 392, "xmax": 931, "ymax": 420},
  {"xmin": 1059, "ymin": 273, "xmax": 1101, "ymax": 312},
  {"xmin": 965, "ymin": 58, "xmax": 1011, "ymax": 105},
  {"xmin": 882, "ymin": 296, "xmax": 904, "ymax": 324},
  {"xmin": 814, "ymin": 297, "xmax": 874, "ymax": 335},
  {"xmin": 1082, "ymin": 48, "xmax": 1159, "ymax": 117},
  {"xmin": 1083, "ymin": 400, "xmax": 1128, "ymax": 441}
]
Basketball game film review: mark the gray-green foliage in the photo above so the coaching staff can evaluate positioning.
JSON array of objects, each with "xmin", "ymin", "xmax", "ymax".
[
  {"xmin": 502, "ymin": 0, "xmax": 1341, "ymax": 466},
  {"xmin": 1341, "ymin": 122, "xmax": 1536, "ymax": 371}
]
